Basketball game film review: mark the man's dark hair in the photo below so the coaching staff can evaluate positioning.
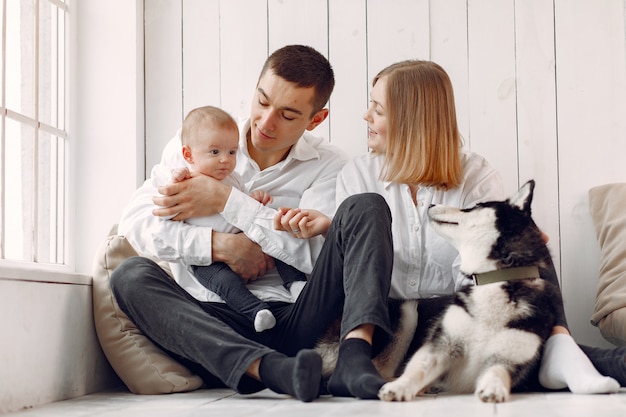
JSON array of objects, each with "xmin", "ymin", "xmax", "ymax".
[{"xmin": 259, "ymin": 45, "xmax": 335, "ymax": 115}]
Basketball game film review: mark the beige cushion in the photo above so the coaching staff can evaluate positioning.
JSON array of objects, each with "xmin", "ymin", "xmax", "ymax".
[
  {"xmin": 589, "ymin": 183, "xmax": 626, "ymax": 346},
  {"xmin": 92, "ymin": 226, "xmax": 203, "ymax": 393}
]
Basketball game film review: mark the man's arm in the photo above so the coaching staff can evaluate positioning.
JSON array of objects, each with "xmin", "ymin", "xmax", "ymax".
[
  {"xmin": 119, "ymin": 134, "xmax": 268, "ymax": 276},
  {"xmin": 222, "ymin": 145, "xmax": 346, "ymax": 274},
  {"xmin": 212, "ymin": 231, "xmax": 272, "ymax": 279},
  {"xmin": 152, "ymin": 172, "xmax": 232, "ymax": 221},
  {"xmin": 118, "ymin": 174, "xmax": 213, "ymax": 265}
]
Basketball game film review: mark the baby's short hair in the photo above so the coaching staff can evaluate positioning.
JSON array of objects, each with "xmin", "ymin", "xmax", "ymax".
[{"xmin": 181, "ymin": 106, "xmax": 238, "ymax": 146}]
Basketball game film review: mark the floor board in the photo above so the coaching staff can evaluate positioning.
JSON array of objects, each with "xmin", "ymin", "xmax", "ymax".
[{"xmin": 5, "ymin": 388, "xmax": 626, "ymax": 417}]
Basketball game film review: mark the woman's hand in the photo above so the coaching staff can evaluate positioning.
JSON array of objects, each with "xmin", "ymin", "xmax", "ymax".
[
  {"xmin": 152, "ymin": 172, "xmax": 231, "ymax": 220},
  {"xmin": 274, "ymin": 207, "xmax": 331, "ymax": 238}
]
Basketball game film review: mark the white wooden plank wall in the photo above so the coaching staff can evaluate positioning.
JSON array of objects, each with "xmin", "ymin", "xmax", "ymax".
[
  {"xmin": 144, "ymin": 0, "xmax": 626, "ymax": 347},
  {"xmin": 554, "ymin": 0, "xmax": 626, "ymax": 339}
]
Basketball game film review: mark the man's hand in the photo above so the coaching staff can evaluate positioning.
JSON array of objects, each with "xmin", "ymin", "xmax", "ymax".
[
  {"xmin": 212, "ymin": 232, "xmax": 274, "ymax": 280},
  {"xmin": 152, "ymin": 172, "xmax": 231, "ymax": 221},
  {"xmin": 274, "ymin": 207, "xmax": 331, "ymax": 238}
]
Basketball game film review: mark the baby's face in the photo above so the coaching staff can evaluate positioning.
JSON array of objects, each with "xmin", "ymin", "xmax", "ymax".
[{"xmin": 187, "ymin": 125, "xmax": 239, "ymax": 181}]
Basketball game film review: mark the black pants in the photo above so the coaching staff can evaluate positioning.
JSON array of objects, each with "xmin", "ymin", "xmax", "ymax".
[
  {"xmin": 191, "ymin": 259, "xmax": 306, "ymax": 324},
  {"xmin": 110, "ymin": 193, "xmax": 394, "ymax": 393}
]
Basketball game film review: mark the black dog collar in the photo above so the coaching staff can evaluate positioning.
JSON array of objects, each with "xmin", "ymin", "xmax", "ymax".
[{"xmin": 471, "ymin": 266, "xmax": 541, "ymax": 286}]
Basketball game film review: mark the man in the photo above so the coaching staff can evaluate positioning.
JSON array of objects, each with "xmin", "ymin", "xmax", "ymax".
[{"xmin": 111, "ymin": 45, "xmax": 395, "ymax": 402}]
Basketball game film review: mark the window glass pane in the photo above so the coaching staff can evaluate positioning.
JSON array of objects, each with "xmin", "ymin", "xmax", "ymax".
[
  {"xmin": 2, "ymin": 1, "xmax": 68, "ymax": 265},
  {"xmin": 37, "ymin": 129, "xmax": 52, "ymax": 263},
  {"xmin": 6, "ymin": 0, "xmax": 35, "ymax": 119},
  {"xmin": 38, "ymin": 1, "xmax": 53, "ymax": 127},
  {"xmin": 37, "ymin": 129, "xmax": 65, "ymax": 264},
  {"xmin": 0, "ymin": 117, "xmax": 4, "ymax": 259},
  {"xmin": 39, "ymin": 1, "xmax": 64, "ymax": 129},
  {"xmin": 0, "ymin": 1, "xmax": 4, "ymax": 103},
  {"xmin": 57, "ymin": 8, "xmax": 65, "ymax": 130},
  {"xmin": 5, "ymin": 118, "xmax": 34, "ymax": 262},
  {"xmin": 56, "ymin": 133, "xmax": 66, "ymax": 262}
]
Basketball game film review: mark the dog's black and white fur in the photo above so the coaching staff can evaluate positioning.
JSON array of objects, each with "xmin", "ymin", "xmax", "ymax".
[{"xmin": 316, "ymin": 180, "xmax": 561, "ymax": 402}]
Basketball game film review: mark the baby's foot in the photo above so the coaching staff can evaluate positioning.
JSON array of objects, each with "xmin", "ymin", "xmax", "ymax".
[{"xmin": 254, "ymin": 309, "xmax": 276, "ymax": 332}]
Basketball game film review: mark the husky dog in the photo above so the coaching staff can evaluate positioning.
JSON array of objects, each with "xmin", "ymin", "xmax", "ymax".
[
  {"xmin": 376, "ymin": 180, "xmax": 560, "ymax": 402},
  {"xmin": 316, "ymin": 180, "xmax": 560, "ymax": 402}
]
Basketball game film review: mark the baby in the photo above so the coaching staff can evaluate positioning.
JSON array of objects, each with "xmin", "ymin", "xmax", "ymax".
[{"xmin": 155, "ymin": 105, "xmax": 305, "ymax": 332}]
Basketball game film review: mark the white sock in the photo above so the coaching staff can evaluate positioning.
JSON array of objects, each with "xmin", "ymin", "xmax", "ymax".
[
  {"xmin": 538, "ymin": 333, "xmax": 620, "ymax": 394},
  {"xmin": 254, "ymin": 309, "xmax": 276, "ymax": 332}
]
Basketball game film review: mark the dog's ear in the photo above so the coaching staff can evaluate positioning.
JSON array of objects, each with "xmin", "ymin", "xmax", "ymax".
[{"xmin": 508, "ymin": 180, "xmax": 535, "ymax": 213}]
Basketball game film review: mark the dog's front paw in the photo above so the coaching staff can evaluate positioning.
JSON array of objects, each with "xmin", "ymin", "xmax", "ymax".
[
  {"xmin": 378, "ymin": 377, "xmax": 421, "ymax": 402},
  {"xmin": 475, "ymin": 378, "xmax": 510, "ymax": 403}
]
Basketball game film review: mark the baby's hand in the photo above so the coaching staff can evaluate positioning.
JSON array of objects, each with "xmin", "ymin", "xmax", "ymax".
[
  {"xmin": 170, "ymin": 167, "xmax": 191, "ymax": 183},
  {"xmin": 251, "ymin": 190, "xmax": 273, "ymax": 205}
]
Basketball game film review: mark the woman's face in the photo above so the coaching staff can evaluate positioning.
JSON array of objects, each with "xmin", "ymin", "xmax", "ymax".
[{"xmin": 363, "ymin": 75, "xmax": 388, "ymax": 152}]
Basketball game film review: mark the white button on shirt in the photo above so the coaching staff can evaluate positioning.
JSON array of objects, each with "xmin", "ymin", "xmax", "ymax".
[{"xmin": 336, "ymin": 152, "xmax": 504, "ymax": 300}]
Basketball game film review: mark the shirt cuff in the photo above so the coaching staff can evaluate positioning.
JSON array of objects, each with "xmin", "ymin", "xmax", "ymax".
[
  {"xmin": 222, "ymin": 187, "xmax": 275, "ymax": 230},
  {"xmin": 180, "ymin": 224, "xmax": 214, "ymax": 266}
]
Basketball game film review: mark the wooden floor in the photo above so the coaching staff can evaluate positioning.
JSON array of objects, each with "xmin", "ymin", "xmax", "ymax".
[{"xmin": 5, "ymin": 387, "xmax": 626, "ymax": 417}]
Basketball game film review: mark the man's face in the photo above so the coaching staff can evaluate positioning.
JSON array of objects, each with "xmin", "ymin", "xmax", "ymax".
[{"xmin": 249, "ymin": 70, "xmax": 321, "ymax": 165}]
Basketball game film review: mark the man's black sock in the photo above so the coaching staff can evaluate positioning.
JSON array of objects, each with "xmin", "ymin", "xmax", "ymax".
[
  {"xmin": 327, "ymin": 338, "xmax": 386, "ymax": 399},
  {"xmin": 258, "ymin": 350, "xmax": 322, "ymax": 402}
]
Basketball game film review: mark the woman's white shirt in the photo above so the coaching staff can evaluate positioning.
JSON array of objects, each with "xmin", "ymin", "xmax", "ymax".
[{"xmin": 336, "ymin": 151, "xmax": 504, "ymax": 300}]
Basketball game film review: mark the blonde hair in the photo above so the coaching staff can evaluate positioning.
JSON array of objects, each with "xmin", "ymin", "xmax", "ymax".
[
  {"xmin": 374, "ymin": 60, "xmax": 463, "ymax": 190},
  {"xmin": 181, "ymin": 106, "xmax": 238, "ymax": 147}
]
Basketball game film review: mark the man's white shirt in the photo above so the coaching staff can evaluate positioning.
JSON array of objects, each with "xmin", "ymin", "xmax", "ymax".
[{"xmin": 118, "ymin": 119, "xmax": 347, "ymax": 303}]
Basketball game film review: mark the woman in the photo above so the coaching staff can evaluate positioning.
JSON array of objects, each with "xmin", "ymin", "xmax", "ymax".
[{"xmin": 277, "ymin": 60, "xmax": 624, "ymax": 396}]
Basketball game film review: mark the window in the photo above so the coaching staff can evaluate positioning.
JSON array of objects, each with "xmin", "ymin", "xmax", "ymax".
[{"xmin": 1, "ymin": 0, "xmax": 68, "ymax": 264}]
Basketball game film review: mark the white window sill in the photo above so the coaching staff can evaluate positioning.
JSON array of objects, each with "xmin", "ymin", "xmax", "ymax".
[{"xmin": 0, "ymin": 261, "xmax": 91, "ymax": 285}]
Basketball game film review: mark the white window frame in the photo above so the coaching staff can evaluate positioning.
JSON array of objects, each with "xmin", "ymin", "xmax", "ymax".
[{"xmin": 0, "ymin": 0, "xmax": 70, "ymax": 271}]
